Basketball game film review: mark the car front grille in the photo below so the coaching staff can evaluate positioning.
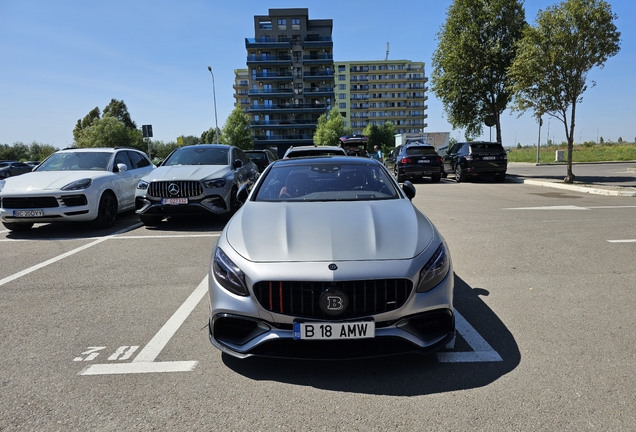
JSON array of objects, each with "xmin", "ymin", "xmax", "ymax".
[
  {"xmin": 148, "ymin": 181, "xmax": 203, "ymax": 198},
  {"xmin": 1, "ymin": 197, "xmax": 59, "ymax": 209},
  {"xmin": 253, "ymin": 279, "xmax": 413, "ymax": 319}
]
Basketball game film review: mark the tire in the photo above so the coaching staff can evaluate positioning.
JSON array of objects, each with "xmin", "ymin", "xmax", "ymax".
[
  {"xmin": 494, "ymin": 172, "xmax": 506, "ymax": 182},
  {"xmin": 91, "ymin": 191, "xmax": 117, "ymax": 229},
  {"xmin": 455, "ymin": 165, "xmax": 466, "ymax": 183},
  {"xmin": 140, "ymin": 215, "xmax": 162, "ymax": 226},
  {"xmin": 2, "ymin": 221, "xmax": 33, "ymax": 231},
  {"xmin": 431, "ymin": 173, "xmax": 441, "ymax": 183},
  {"xmin": 394, "ymin": 166, "xmax": 404, "ymax": 183},
  {"xmin": 4, "ymin": 172, "xmax": 10, "ymax": 178}
]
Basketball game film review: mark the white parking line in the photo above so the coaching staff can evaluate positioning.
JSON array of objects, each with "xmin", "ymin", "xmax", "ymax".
[
  {"xmin": 608, "ymin": 239, "xmax": 636, "ymax": 243},
  {"xmin": 436, "ymin": 310, "xmax": 503, "ymax": 363},
  {"xmin": 80, "ymin": 277, "xmax": 208, "ymax": 375},
  {"xmin": 0, "ymin": 223, "xmax": 142, "ymax": 287}
]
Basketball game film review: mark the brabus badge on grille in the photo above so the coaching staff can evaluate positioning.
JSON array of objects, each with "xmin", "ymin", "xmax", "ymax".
[
  {"xmin": 319, "ymin": 288, "xmax": 348, "ymax": 316},
  {"xmin": 168, "ymin": 183, "xmax": 180, "ymax": 196},
  {"xmin": 328, "ymin": 263, "xmax": 338, "ymax": 271}
]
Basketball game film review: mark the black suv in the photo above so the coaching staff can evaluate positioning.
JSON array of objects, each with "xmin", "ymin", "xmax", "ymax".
[
  {"xmin": 442, "ymin": 141, "xmax": 507, "ymax": 182},
  {"xmin": 384, "ymin": 144, "xmax": 443, "ymax": 183},
  {"xmin": 245, "ymin": 149, "xmax": 278, "ymax": 173}
]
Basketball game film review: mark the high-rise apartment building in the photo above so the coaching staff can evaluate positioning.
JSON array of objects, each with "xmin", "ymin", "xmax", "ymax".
[
  {"xmin": 333, "ymin": 60, "xmax": 428, "ymax": 135},
  {"xmin": 239, "ymin": 8, "xmax": 334, "ymax": 156},
  {"xmin": 235, "ymin": 9, "xmax": 429, "ymax": 154}
]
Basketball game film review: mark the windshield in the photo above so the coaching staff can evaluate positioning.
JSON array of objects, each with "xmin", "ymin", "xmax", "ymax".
[
  {"xmin": 254, "ymin": 161, "xmax": 399, "ymax": 202},
  {"xmin": 36, "ymin": 152, "xmax": 112, "ymax": 171},
  {"xmin": 286, "ymin": 149, "xmax": 346, "ymax": 158},
  {"xmin": 163, "ymin": 147, "xmax": 229, "ymax": 166}
]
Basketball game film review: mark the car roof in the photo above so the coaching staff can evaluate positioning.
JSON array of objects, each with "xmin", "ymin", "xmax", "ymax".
[
  {"xmin": 272, "ymin": 155, "xmax": 382, "ymax": 167},
  {"xmin": 175, "ymin": 144, "xmax": 233, "ymax": 149}
]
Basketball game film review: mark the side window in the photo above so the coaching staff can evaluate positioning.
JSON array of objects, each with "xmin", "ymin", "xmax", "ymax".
[
  {"xmin": 127, "ymin": 151, "xmax": 151, "ymax": 169},
  {"xmin": 235, "ymin": 148, "xmax": 250, "ymax": 164},
  {"xmin": 451, "ymin": 143, "xmax": 462, "ymax": 154},
  {"xmin": 114, "ymin": 151, "xmax": 132, "ymax": 171}
]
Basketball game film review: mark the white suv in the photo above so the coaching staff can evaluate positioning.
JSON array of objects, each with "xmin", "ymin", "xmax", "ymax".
[{"xmin": 0, "ymin": 147, "xmax": 154, "ymax": 231}]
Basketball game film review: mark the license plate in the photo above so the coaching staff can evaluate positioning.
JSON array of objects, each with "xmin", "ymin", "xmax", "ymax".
[
  {"xmin": 161, "ymin": 197, "xmax": 188, "ymax": 205},
  {"xmin": 482, "ymin": 156, "xmax": 496, "ymax": 160},
  {"xmin": 418, "ymin": 160, "xmax": 431, "ymax": 163},
  {"xmin": 293, "ymin": 321, "xmax": 375, "ymax": 340},
  {"xmin": 13, "ymin": 210, "xmax": 44, "ymax": 217}
]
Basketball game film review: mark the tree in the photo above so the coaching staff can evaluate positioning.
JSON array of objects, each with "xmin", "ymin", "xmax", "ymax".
[
  {"xmin": 177, "ymin": 135, "xmax": 201, "ymax": 146},
  {"xmin": 72, "ymin": 99, "xmax": 145, "ymax": 151},
  {"xmin": 314, "ymin": 107, "xmax": 351, "ymax": 146},
  {"xmin": 509, "ymin": 0, "xmax": 620, "ymax": 183},
  {"xmin": 221, "ymin": 106, "xmax": 252, "ymax": 150},
  {"xmin": 200, "ymin": 127, "xmax": 221, "ymax": 144},
  {"xmin": 431, "ymin": 0, "xmax": 526, "ymax": 142},
  {"xmin": 363, "ymin": 122, "xmax": 395, "ymax": 152}
]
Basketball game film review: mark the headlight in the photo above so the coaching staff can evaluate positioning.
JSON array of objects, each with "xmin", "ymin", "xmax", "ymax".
[
  {"xmin": 213, "ymin": 247, "xmax": 248, "ymax": 296},
  {"xmin": 203, "ymin": 178, "xmax": 226, "ymax": 188},
  {"xmin": 61, "ymin": 178, "xmax": 92, "ymax": 191},
  {"xmin": 416, "ymin": 243, "xmax": 450, "ymax": 293},
  {"xmin": 137, "ymin": 180, "xmax": 149, "ymax": 190}
]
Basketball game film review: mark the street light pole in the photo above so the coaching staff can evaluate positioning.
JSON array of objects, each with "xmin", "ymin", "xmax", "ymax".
[{"xmin": 207, "ymin": 66, "xmax": 219, "ymax": 144}]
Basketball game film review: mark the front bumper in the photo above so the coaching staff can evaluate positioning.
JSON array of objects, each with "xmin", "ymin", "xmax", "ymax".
[
  {"xmin": 0, "ymin": 194, "xmax": 95, "ymax": 223},
  {"xmin": 398, "ymin": 164, "xmax": 443, "ymax": 178},
  {"xmin": 135, "ymin": 195, "xmax": 230, "ymax": 216}
]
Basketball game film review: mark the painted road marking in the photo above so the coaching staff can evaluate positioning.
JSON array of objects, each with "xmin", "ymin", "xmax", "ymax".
[
  {"xmin": 79, "ymin": 277, "xmax": 208, "ymax": 375},
  {"xmin": 437, "ymin": 310, "xmax": 503, "ymax": 363},
  {"xmin": 608, "ymin": 239, "xmax": 636, "ymax": 243},
  {"xmin": 504, "ymin": 205, "xmax": 636, "ymax": 211}
]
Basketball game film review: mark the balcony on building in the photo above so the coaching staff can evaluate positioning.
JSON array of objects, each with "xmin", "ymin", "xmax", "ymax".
[
  {"xmin": 245, "ymin": 37, "xmax": 291, "ymax": 49},
  {"xmin": 303, "ymin": 70, "xmax": 334, "ymax": 81},
  {"xmin": 303, "ymin": 53, "xmax": 333, "ymax": 65},
  {"xmin": 247, "ymin": 54, "xmax": 293, "ymax": 67},
  {"xmin": 248, "ymin": 102, "xmax": 330, "ymax": 114},
  {"xmin": 250, "ymin": 118, "xmax": 318, "ymax": 129},
  {"xmin": 253, "ymin": 134, "xmax": 315, "ymax": 147},
  {"xmin": 248, "ymin": 88, "xmax": 294, "ymax": 98},
  {"xmin": 302, "ymin": 35, "xmax": 333, "ymax": 49},
  {"xmin": 302, "ymin": 86, "xmax": 334, "ymax": 97},
  {"xmin": 252, "ymin": 71, "xmax": 294, "ymax": 82}
]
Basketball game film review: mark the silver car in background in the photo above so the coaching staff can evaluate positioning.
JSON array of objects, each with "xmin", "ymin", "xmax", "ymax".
[
  {"xmin": 135, "ymin": 144, "xmax": 258, "ymax": 226},
  {"xmin": 208, "ymin": 156, "xmax": 454, "ymax": 359}
]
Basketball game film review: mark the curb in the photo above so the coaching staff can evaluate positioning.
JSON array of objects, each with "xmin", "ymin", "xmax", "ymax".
[{"xmin": 520, "ymin": 178, "xmax": 636, "ymax": 197}]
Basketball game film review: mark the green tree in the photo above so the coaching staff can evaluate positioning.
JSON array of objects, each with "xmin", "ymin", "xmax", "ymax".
[
  {"xmin": 431, "ymin": 0, "xmax": 526, "ymax": 143},
  {"xmin": 177, "ymin": 135, "xmax": 201, "ymax": 146},
  {"xmin": 509, "ymin": 0, "xmax": 620, "ymax": 183},
  {"xmin": 314, "ymin": 107, "xmax": 351, "ymax": 146},
  {"xmin": 201, "ymin": 127, "xmax": 221, "ymax": 144},
  {"xmin": 73, "ymin": 99, "xmax": 145, "ymax": 151},
  {"xmin": 363, "ymin": 122, "xmax": 395, "ymax": 152},
  {"xmin": 221, "ymin": 106, "xmax": 252, "ymax": 150}
]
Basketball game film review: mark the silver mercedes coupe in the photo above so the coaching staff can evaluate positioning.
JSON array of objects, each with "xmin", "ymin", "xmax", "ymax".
[{"xmin": 208, "ymin": 156, "xmax": 454, "ymax": 359}]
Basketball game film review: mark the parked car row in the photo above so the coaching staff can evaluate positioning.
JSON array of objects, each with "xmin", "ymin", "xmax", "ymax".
[
  {"xmin": 385, "ymin": 141, "xmax": 508, "ymax": 183},
  {"xmin": 0, "ymin": 145, "xmax": 258, "ymax": 231}
]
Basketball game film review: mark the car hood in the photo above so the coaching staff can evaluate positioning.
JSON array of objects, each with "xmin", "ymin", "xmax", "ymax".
[
  {"xmin": 144, "ymin": 165, "xmax": 229, "ymax": 181},
  {"xmin": 0, "ymin": 171, "xmax": 110, "ymax": 192},
  {"xmin": 226, "ymin": 199, "xmax": 434, "ymax": 262}
]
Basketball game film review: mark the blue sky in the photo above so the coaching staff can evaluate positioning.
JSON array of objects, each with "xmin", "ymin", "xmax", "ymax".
[{"xmin": 1, "ymin": 0, "xmax": 633, "ymax": 148}]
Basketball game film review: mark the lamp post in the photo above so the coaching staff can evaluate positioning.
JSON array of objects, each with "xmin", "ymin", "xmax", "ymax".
[{"xmin": 207, "ymin": 66, "xmax": 219, "ymax": 144}]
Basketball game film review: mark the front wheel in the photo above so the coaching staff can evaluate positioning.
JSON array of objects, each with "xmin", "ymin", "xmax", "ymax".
[
  {"xmin": 394, "ymin": 166, "xmax": 404, "ymax": 183},
  {"xmin": 91, "ymin": 191, "xmax": 117, "ymax": 229},
  {"xmin": 2, "ymin": 221, "xmax": 33, "ymax": 231}
]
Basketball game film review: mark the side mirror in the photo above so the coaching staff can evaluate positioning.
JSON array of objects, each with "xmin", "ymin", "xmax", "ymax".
[
  {"xmin": 233, "ymin": 159, "xmax": 243, "ymax": 169},
  {"xmin": 237, "ymin": 183, "xmax": 250, "ymax": 204},
  {"xmin": 115, "ymin": 163, "xmax": 128, "ymax": 173},
  {"xmin": 402, "ymin": 180, "xmax": 416, "ymax": 200}
]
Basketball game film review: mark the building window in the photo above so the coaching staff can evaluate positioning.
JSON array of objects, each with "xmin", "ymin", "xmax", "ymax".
[
  {"xmin": 338, "ymin": 84, "xmax": 346, "ymax": 90},
  {"xmin": 259, "ymin": 20, "xmax": 272, "ymax": 30},
  {"xmin": 277, "ymin": 19, "xmax": 286, "ymax": 30},
  {"xmin": 338, "ymin": 75, "xmax": 345, "ymax": 81},
  {"xmin": 291, "ymin": 18, "xmax": 300, "ymax": 30},
  {"xmin": 339, "ymin": 94, "xmax": 346, "ymax": 99},
  {"xmin": 338, "ymin": 65, "xmax": 345, "ymax": 72},
  {"xmin": 339, "ymin": 103, "xmax": 347, "ymax": 109}
]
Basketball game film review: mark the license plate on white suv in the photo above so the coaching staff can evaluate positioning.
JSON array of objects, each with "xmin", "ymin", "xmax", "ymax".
[
  {"xmin": 293, "ymin": 321, "xmax": 375, "ymax": 340},
  {"xmin": 13, "ymin": 210, "xmax": 44, "ymax": 217}
]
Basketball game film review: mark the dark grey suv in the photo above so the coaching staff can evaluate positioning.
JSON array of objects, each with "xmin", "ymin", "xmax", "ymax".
[{"xmin": 441, "ymin": 141, "xmax": 507, "ymax": 182}]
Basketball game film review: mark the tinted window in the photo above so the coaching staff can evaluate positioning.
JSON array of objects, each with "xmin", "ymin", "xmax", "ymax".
[
  {"xmin": 246, "ymin": 152, "xmax": 267, "ymax": 161},
  {"xmin": 470, "ymin": 143, "xmax": 505, "ymax": 152},
  {"xmin": 127, "ymin": 151, "xmax": 151, "ymax": 168},
  {"xmin": 254, "ymin": 161, "xmax": 398, "ymax": 202},
  {"xmin": 163, "ymin": 147, "xmax": 229, "ymax": 166},
  {"xmin": 404, "ymin": 146, "xmax": 438, "ymax": 156},
  {"xmin": 114, "ymin": 151, "xmax": 132, "ymax": 169}
]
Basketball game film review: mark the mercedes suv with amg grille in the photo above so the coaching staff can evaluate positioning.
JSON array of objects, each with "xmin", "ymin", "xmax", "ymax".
[{"xmin": 134, "ymin": 144, "xmax": 258, "ymax": 226}]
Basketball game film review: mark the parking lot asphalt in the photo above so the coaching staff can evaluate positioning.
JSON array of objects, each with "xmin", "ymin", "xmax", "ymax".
[{"xmin": 506, "ymin": 161, "xmax": 636, "ymax": 197}]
